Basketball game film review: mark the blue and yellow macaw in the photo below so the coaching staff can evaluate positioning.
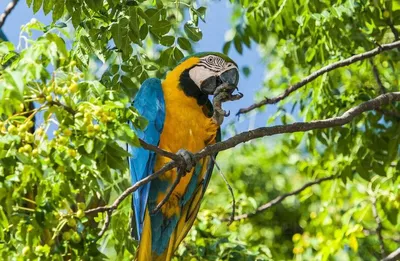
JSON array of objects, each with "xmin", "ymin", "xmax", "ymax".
[{"xmin": 128, "ymin": 52, "xmax": 239, "ymax": 260}]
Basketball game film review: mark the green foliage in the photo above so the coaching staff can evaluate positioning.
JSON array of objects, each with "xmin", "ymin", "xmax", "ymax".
[
  {"xmin": 0, "ymin": 0, "xmax": 206, "ymax": 259},
  {"xmin": 0, "ymin": 0, "xmax": 399, "ymax": 260}
]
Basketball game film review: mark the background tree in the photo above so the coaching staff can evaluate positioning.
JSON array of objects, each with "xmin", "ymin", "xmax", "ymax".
[{"xmin": 0, "ymin": 0, "xmax": 399, "ymax": 260}]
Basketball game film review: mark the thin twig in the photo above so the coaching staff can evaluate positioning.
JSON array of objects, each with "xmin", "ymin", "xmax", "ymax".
[
  {"xmin": 381, "ymin": 247, "xmax": 400, "ymax": 261},
  {"xmin": 371, "ymin": 196, "xmax": 387, "ymax": 257},
  {"xmin": 388, "ymin": 20, "xmax": 399, "ymax": 41},
  {"xmin": 85, "ymin": 92, "xmax": 400, "ymax": 235},
  {"xmin": 237, "ymin": 41, "xmax": 400, "ymax": 115},
  {"xmin": 97, "ymin": 210, "xmax": 111, "ymax": 237},
  {"xmin": 212, "ymin": 156, "xmax": 236, "ymax": 225},
  {"xmin": 370, "ymin": 59, "xmax": 386, "ymax": 94},
  {"xmin": 377, "ymin": 108, "xmax": 400, "ymax": 119},
  {"xmin": 150, "ymin": 168, "xmax": 183, "ymax": 214},
  {"xmin": 0, "ymin": 0, "xmax": 18, "ymax": 29},
  {"xmin": 48, "ymin": 100, "xmax": 76, "ymax": 115},
  {"xmin": 85, "ymin": 161, "xmax": 178, "ymax": 215},
  {"xmin": 363, "ymin": 229, "xmax": 400, "ymax": 243},
  {"xmin": 230, "ymin": 175, "xmax": 337, "ymax": 221}
]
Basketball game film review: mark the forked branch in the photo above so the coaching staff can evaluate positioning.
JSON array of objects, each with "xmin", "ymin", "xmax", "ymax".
[
  {"xmin": 237, "ymin": 41, "xmax": 400, "ymax": 115},
  {"xmin": 85, "ymin": 92, "xmax": 400, "ymax": 236}
]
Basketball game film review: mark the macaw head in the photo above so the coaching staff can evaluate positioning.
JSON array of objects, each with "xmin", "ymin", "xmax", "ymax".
[
  {"xmin": 168, "ymin": 52, "xmax": 239, "ymax": 105},
  {"xmin": 181, "ymin": 52, "xmax": 239, "ymax": 95}
]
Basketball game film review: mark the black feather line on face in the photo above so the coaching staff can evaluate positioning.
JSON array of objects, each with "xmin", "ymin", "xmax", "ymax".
[{"xmin": 179, "ymin": 68, "xmax": 209, "ymax": 106}]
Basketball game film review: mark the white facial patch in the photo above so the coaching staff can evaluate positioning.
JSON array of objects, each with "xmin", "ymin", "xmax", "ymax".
[{"xmin": 189, "ymin": 66, "xmax": 216, "ymax": 88}]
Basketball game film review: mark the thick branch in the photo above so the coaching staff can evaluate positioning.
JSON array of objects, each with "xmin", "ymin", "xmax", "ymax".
[
  {"xmin": 382, "ymin": 248, "xmax": 400, "ymax": 261},
  {"xmin": 0, "ymin": 0, "xmax": 18, "ymax": 29},
  {"xmin": 230, "ymin": 175, "xmax": 337, "ymax": 222},
  {"xmin": 85, "ymin": 92, "xmax": 400, "ymax": 235},
  {"xmin": 139, "ymin": 139, "xmax": 181, "ymax": 162},
  {"xmin": 202, "ymin": 92, "xmax": 400, "ymax": 160},
  {"xmin": 237, "ymin": 41, "xmax": 400, "ymax": 115}
]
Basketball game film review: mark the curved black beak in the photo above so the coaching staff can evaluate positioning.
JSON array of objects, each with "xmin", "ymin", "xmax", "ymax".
[{"xmin": 200, "ymin": 68, "xmax": 239, "ymax": 95}]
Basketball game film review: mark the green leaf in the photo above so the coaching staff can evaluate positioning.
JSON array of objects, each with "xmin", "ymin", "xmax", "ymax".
[
  {"xmin": 184, "ymin": 21, "xmax": 203, "ymax": 42},
  {"xmin": 52, "ymin": 0, "xmax": 65, "ymax": 21},
  {"xmin": 177, "ymin": 37, "xmax": 191, "ymax": 51},
  {"xmin": 223, "ymin": 41, "xmax": 231, "ymax": 54},
  {"xmin": 150, "ymin": 20, "xmax": 171, "ymax": 36},
  {"xmin": 191, "ymin": 6, "xmax": 207, "ymax": 23},
  {"xmin": 174, "ymin": 47, "xmax": 184, "ymax": 62},
  {"xmin": 43, "ymin": 0, "xmax": 53, "ymax": 15},
  {"xmin": 159, "ymin": 47, "xmax": 175, "ymax": 67},
  {"xmin": 33, "ymin": 0, "xmax": 43, "ymax": 14},
  {"xmin": 139, "ymin": 24, "xmax": 148, "ymax": 40},
  {"xmin": 159, "ymin": 35, "xmax": 175, "ymax": 47},
  {"xmin": 234, "ymin": 36, "xmax": 243, "ymax": 54},
  {"xmin": 26, "ymin": 0, "xmax": 33, "ymax": 7},
  {"xmin": 84, "ymin": 140, "xmax": 94, "ymax": 154},
  {"xmin": 111, "ymin": 19, "xmax": 130, "ymax": 54},
  {"xmin": 242, "ymin": 66, "xmax": 251, "ymax": 77}
]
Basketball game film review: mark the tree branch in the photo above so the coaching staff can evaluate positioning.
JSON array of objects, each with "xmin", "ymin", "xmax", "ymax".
[
  {"xmin": 387, "ymin": 20, "xmax": 399, "ymax": 41},
  {"xmin": 48, "ymin": 100, "xmax": 76, "ymax": 115},
  {"xmin": 381, "ymin": 247, "xmax": 400, "ymax": 261},
  {"xmin": 85, "ymin": 92, "xmax": 400, "ymax": 236},
  {"xmin": 212, "ymin": 156, "xmax": 236, "ymax": 225},
  {"xmin": 150, "ymin": 168, "xmax": 183, "ymax": 214},
  {"xmin": 371, "ymin": 196, "xmax": 387, "ymax": 257},
  {"xmin": 377, "ymin": 108, "xmax": 400, "ymax": 119},
  {"xmin": 370, "ymin": 59, "xmax": 386, "ymax": 94},
  {"xmin": 229, "ymin": 175, "xmax": 337, "ymax": 222},
  {"xmin": 139, "ymin": 139, "xmax": 181, "ymax": 162},
  {"xmin": 237, "ymin": 41, "xmax": 400, "ymax": 115},
  {"xmin": 0, "ymin": 0, "xmax": 18, "ymax": 29},
  {"xmin": 97, "ymin": 210, "xmax": 111, "ymax": 237}
]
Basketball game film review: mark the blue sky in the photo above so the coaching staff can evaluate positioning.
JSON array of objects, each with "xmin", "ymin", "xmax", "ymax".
[{"xmin": 0, "ymin": 0, "xmax": 274, "ymax": 133}]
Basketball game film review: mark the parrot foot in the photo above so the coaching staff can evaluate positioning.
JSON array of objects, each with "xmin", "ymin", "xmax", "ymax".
[
  {"xmin": 177, "ymin": 149, "xmax": 196, "ymax": 173},
  {"xmin": 212, "ymin": 83, "xmax": 243, "ymax": 125}
]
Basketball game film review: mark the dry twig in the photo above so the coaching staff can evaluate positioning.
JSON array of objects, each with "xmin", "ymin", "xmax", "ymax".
[
  {"xmin": 371, "ymin": 196, "xmax": 387, "ymax": 258},
  {"xmin": 381, "ymin": 247, "xmax": 400, "ymax": 261},
  {"xmin": 237, "ymin": 41, "xmax": 400, "ymax": 115},
  {"xmin": 229, "ymin": 175, "xmax": 337, "ymax": 222},
  {"xmin": 0, "ymin": 0, "xmax": 18, "ymax": 29}
]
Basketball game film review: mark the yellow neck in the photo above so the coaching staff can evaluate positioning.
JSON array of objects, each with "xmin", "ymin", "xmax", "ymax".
[{"xmin": 162, "ymin": 57, "xmax": 209, "ymax": 108}]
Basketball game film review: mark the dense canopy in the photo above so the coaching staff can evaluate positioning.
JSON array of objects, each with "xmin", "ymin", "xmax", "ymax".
[{"xmin": 0, "ymin": 0, "xmax": 399, "ymax": 260}]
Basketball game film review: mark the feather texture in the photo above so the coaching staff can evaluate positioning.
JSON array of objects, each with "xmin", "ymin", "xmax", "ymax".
[
  {"xmin": 128, "ymin": 78, "xmax": 165, "ymax": 240},
  {"xmin": 129, "ymin": 57, "xmax": 221, "ymax": 260}
]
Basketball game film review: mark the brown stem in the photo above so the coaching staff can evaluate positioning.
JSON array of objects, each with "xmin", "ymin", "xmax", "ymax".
[
  {"xmin": 229, "ymin": 175, "xmax": 337, "ymax": 222},
  {"xmin": 0, "ymin": 0, "xmax": 18, "ymax": 29},
  {"xmin": 371, "ymin": 196, "xmax": 387, "ymax": 258},
  {"xmin": 381, "ymin": 247, "xmax": 400, "ymax": 261}
]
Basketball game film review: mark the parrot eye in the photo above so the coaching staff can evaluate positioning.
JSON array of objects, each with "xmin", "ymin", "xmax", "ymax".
[{"xmin": 207, "ymin": 57, "xmax": 214, "ymax": 63}]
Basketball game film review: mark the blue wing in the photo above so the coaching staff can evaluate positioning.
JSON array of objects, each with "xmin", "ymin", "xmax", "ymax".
[{"xmin": 128, "ymin": 78, "xmax": 165, "ymax": 240}]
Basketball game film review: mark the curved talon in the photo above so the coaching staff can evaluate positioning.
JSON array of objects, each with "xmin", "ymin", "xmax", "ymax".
[
  {"xmin": 237, "ymin": 92, "xmax": 243, "ymax": 98},
  {"xmin": 224, "ymin": 110, "xmax": 230, "ymax": 117}
]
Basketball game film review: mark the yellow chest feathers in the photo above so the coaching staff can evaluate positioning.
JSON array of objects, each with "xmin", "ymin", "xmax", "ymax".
[{"xmin": 158, "ymin": 57, "xmax": 219, "ymax": 154}]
